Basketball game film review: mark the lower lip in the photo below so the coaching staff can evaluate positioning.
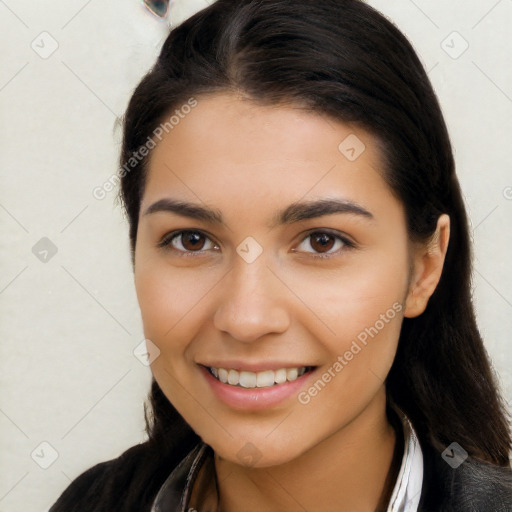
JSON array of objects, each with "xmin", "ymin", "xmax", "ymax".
[{"xmin": 200, "ymin": 366, "xmax": 316, "ymax": 411}]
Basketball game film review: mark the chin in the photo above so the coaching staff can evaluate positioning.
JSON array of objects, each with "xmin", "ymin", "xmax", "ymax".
[{"xmin": 203, "ymin": 430, "xmax": 312, "ymax": 469}]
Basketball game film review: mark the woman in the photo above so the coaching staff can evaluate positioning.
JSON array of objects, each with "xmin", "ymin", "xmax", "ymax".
[{"xmin": 50, "ymin": 0, "xmax": 512, "ymax": 510}]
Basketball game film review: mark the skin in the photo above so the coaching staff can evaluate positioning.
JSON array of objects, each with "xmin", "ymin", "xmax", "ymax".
[{"xmin": 134, "ymin": 92, "xmax": 450, "ymax": 512}]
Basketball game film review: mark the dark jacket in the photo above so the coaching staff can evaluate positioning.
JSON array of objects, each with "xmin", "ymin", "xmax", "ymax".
[{"xmin": 49, "ymin": 436, "xmax": 512, "ymax": 512}]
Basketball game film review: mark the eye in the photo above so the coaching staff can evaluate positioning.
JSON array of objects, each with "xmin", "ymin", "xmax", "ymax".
[
  {"xmin": 294, "ymin": 230, "xmax": 355, "ymax": 258},
  {"xmin": 158, "ymin": 230, "xmax": 219, "ymax": 255}
]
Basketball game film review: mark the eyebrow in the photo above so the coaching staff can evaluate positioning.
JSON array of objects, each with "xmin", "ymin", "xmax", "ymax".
[{"xmin": 143, "ymin": 197, "xmax": 374, "ymax": 227}]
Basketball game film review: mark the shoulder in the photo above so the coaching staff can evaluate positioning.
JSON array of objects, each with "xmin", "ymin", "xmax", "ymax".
[
  {"xmin": 49, "ymin": 443, "xmax": 154, "ymax": 512},
  {"xmin": 49, "ymin": 438, "xmax": 199, "ymax": 512},
  {"xmin": 419, "ymin": 440, "xmax": 512, "ymax": 512},
  {"xmin": 448, "ymin": 457, "xmax": 512, "ymax": 511}
]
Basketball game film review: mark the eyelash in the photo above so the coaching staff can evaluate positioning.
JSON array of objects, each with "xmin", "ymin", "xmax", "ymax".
[{"xmin": 157, "ymin": 229, "xmax": 356, "ymax": 259}]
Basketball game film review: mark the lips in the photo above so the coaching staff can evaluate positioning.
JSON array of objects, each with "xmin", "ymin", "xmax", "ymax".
[
  {"xmin": 207, "ymin": 366, "xmax": 315, "ymax": 389},
  {"xmin": 200, "ymin": 363, "xmax": 318, "ymax": 410}
]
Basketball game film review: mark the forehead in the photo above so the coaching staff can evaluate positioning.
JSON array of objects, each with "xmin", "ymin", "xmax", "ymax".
[{"xmin": 141, "ymin": 93, "xmax": 397, "ymax": 222}]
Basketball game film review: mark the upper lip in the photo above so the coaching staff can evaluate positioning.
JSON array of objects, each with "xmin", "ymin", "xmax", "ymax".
[{"xmin": 198, "ymin": 361, "xmax": 315, "ymax": 372}]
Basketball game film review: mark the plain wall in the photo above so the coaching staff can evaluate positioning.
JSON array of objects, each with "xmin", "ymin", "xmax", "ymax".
[{"xmin": 0, "ymin": 0, "xmax": 511, "ymax": 509}]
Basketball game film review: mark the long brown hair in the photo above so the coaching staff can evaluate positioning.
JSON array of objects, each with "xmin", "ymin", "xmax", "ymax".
[{"xmin": 118, "ymin": 0, "xmax": 511, "ymax": 467}]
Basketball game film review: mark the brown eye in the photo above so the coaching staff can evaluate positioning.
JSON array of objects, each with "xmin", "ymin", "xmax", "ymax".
[
  {"xmin": 295, "ymin": 230, "xmax": 353, "ymax": 258},
  {"xmin": 310, "ymin": 233, "xmax": 336, "ymax": 253},
  {"xmin": 159, "ymin": 230, "xmax": 217, "ymax": 254},
  {"xmin": 180, "ymin": 231, "xmax": 206, "ymax": 251}
]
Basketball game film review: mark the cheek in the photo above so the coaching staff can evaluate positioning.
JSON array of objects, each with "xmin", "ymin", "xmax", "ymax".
[
  {"xmin": 133, "ymin": 261, "xmax": 213, "ymax": 411},
  {"xmin": 134, "ymin": 259, "xmax": 212, "ymax": 348},
  {"xmin": 287, "ymin": 250, "xmax": 407, "ymax": 335},
  {"xmin": 291, "ymin": 284, "xmax": 403, "ymax": 441},
  {"xmin": 285, "ymin": 251, "xmax": 408, "ymax": 385}
]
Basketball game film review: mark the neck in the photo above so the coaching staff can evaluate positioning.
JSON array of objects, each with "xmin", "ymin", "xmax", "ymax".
[{"xmin": 214, "ymin": 391, "xmax": 401, "ymax": 512}]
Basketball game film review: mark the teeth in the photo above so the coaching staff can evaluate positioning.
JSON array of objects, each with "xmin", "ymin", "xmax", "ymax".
[
  {"xmin": 287, "ymin": 368, "xmax": 298, "ymax": 381},
  {"xmin": 256, "ymin": 370, "xmax": 274, "ymax": 388},
  {"xmin": 218, "ymin": 368, "xmax": 228, "ymax": 384},
  {"xmin": 228, "ymin": 369, "xmax": 239, "ymax": 385},
  {"xmin": 208, "ymin": 366, "xmax": 310, "ymax": 388},
  {"xmin": 275, "ymin": 368, "xmax": 287, "ymax": 384},
  {"xmin": 239, "ymin": 371, "xmax": 257, "ymax": 388}
]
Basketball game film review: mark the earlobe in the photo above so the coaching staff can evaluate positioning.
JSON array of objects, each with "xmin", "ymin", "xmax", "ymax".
[{"xmin": 404, "ymin": 214, "xmax": 450, "ymax": 318}]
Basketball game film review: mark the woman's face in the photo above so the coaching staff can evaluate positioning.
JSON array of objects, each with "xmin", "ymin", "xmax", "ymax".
[{"xmin": 134, "ymin": 92, "xmax": 415, "ymax": 467}]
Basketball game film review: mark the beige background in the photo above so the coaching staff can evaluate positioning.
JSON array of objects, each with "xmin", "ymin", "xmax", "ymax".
[{"xmin": 0, "ymin": 0, "xmax": 511, "ymax": 509}]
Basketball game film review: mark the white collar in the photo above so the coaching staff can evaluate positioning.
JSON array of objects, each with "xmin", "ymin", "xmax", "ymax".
[
  {"xmin": 152, "ymin": 405, "xmax": 424, "ymax": 512},
  {"xmin": 387, "ymin": 404, "xmax": 424, "ymax": 511}
]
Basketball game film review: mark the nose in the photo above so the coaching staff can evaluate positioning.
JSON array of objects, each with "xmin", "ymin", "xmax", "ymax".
[{"xmin": 213, "ymin": 256, "xmax": 291, "ymax": 343}]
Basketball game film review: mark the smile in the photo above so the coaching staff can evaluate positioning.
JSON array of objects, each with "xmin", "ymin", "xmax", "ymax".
[{"xmin": 207, "ymin": 366, "xmax": 314, "ymax": 388}]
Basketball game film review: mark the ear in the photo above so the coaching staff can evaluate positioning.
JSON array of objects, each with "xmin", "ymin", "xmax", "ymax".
[{"xmin": 404, "ymin": 214, "xmax": 450, "ymax": 318}]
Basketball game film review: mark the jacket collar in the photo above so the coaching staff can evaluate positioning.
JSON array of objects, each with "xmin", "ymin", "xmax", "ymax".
[{"xmin": 151, "ymin": 404, "xmax": 423, "ymax": 512}]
